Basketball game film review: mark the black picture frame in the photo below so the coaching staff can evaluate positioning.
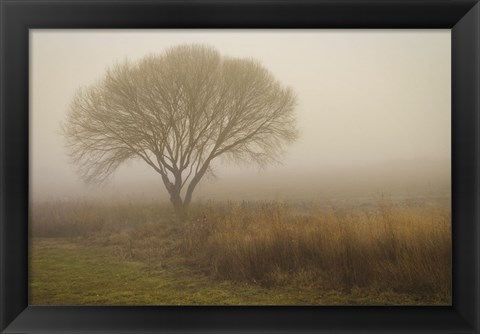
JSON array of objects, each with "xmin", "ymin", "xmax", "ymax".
[{"xmin": 1, "ymin": 0, "xmax": 479, "ymax": 333}]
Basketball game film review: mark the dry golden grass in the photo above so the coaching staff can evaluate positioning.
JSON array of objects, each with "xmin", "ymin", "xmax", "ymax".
[
  {"xmin": 30, "ymin": 198, "xmax": 451, "ymax": 303},
  {"xmin": 183, "ymin": 200, "xmax": 451, "ymax": 300}
]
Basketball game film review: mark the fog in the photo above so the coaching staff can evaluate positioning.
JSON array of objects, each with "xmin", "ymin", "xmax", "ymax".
[{"xmin": 30, "ymin": 30, "xmax": 451, "ymax": 203}]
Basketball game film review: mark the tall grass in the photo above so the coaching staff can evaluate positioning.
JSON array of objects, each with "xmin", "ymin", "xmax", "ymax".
[
  {"xmin": 183, "ymin": 200, "xmax": 451, "ymax": 299},
  {"xmin": 30, "ymin": 198, "xmax": 451, "ymax": 301}
]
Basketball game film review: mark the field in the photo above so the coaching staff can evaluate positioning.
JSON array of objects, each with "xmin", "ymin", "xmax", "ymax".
[{"xmin": 30, "ymin": 197, "xmax": 451, "ymax": 305}]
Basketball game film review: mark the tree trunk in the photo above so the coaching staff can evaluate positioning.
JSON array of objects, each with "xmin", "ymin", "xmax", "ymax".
[
  {"xmin": 161, "ymin": 173, "xmax": 188, "ymax": 221},
  {"xmin": 170, "ymin": 190, "xmax": 187, "ymax": 221}
]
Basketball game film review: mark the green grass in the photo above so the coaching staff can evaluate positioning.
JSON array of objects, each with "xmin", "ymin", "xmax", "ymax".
[{"xmin": 30, "ymin": 238, "xmax": 446, "ymax": 305}]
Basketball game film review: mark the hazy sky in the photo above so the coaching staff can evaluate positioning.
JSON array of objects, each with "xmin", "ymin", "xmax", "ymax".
[{"xmin": 30, "ymin": 30, "xmax": 451, "ymax": 201}]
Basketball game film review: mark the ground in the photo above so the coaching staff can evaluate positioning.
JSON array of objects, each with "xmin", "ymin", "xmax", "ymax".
[{"xmin": 30, "ymin": 237, "xmax": 447, "ymax": 306}]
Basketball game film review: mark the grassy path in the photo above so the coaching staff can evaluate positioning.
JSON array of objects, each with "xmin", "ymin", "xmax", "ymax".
[{"xmin": 30, "ymin": 238, "xmax": 438, "ymax": 305}]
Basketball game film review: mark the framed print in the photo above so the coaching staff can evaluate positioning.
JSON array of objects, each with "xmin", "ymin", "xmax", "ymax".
[{"xmin": 1, "ymin": 0, "xmax": 479, "ymax": 333}]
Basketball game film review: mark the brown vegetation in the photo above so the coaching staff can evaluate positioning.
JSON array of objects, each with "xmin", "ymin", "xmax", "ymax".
[
  {"xmin": 30, "ymin": 198, "xmax": 451, "ymax": 304},
  {"xmin": 184, "ymin": 201, "xmax": 450, "ymax": 299}
]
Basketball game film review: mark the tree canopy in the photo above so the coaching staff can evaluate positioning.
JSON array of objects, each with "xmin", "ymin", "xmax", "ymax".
[{"xmin": 63, "ymin": 44, "xmax": 298, "ymax": 218}]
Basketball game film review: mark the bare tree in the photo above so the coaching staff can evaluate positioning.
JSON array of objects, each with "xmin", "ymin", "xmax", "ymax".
[{"xmin": 63, "ymin": 44, "xmax": 298, "ymax": 219}]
